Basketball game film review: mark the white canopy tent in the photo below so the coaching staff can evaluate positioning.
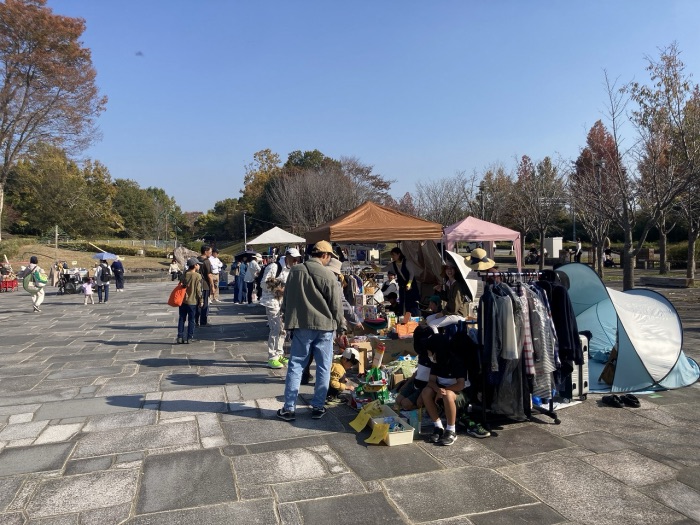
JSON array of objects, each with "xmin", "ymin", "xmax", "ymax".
[{"xmin": 246, "ymin": 226, "xmax": 305, "ymax": 246}]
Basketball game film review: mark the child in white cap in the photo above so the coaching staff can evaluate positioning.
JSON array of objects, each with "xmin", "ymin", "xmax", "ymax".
[{"xmin": 326, "ymin": 347, "xmax": 359, "ymax": 405}]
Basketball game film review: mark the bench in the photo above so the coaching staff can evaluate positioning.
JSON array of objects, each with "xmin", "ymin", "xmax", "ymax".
[{"xmin": 639, "ymin": 276, "xmax": 693, "ymax": 288}]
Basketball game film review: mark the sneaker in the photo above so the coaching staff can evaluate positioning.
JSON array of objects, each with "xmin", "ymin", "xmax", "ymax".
[
  {"xmin": 311, "ymin": 407, "xmax": 327, "ymax": 419},
  {"xmin": 325, "ymin": 396, "xmax": 343, "ymax": 406},
  {"xmin": 177, "ymin": 337, "xmax": 185, "ymax": 344},
  {"xmin": 268, "ymin": 358, "xmax": 284, "ymax": 369},
  {"xmin": 465, "ymin": 421, "xmax": 491, "ymax": 439},
  {"xmin": 439, "ymin": 430, "xmax": 458, "ymax": 446},
  {"xmin": 33, "ymin": 305, "xmax": 41, "ymax": 312},
  {"xmin": 429, "ymin": 426, "xmax": 444, "ymax": 443},
  {"xmin": 187, "ymin": 338, "xmax": 197, "ymax": 343},
  {"xmin": 276, "ymin": 408, "xmax": 296, "ymax": 421},
  {"xmin": 279, "ymin": 356, "xmax": 289, "ymax": 365}
]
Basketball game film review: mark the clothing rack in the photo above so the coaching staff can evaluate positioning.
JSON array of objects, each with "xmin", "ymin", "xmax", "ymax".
[{"xmin": 475, "ymin": 270, "xmax": 561, "ymax": 426}]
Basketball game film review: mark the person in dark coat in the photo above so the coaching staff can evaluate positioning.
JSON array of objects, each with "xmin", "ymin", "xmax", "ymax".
[{"xmin": 111, "ymin": 256, "xmax": 125, "ymax": 292}]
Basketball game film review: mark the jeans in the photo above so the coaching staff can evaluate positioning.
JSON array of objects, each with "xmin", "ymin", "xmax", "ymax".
[
  {"xmin": 195, "ymin": 289, "xmax": 210, "ymax": 325},
  {"xmin": 97, "ymin": 284, "xmax": 109, "ymax": 302},
  {"xmin": 235, "ymin": 277, "xmax": 246, "ymax": 303},
  {"xmin": 178, "ymin": 304, "xmax": 197, "ymax": 340},
  {"xmin": 246, "ymin": 281, "xmax": 255, "ymax": 303},
  {"xmin": 283, "ymin": 329, "xmax": 334, "ymax": 411}
]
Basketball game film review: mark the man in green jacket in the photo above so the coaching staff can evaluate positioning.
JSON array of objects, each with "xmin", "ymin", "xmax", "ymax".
[{"xmin": 277, "ymin": 241, "xmax": 344, "ymax": 421}]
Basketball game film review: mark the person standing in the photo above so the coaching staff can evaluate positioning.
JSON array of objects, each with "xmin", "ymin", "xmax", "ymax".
[
  {"xmin": 177, "ymin": 258, "xmax": 204, "ymax": 344},
  {"xmin": 95, "ymin": 260, "xmax": 112, "ymax": 304},
  {"xmin": 389, "ymin": 247, "xmax": 421, "ymax": 323},
  {"xmin": 243, "ymin": 254, "xmax": 261, "ymax": 305},
  {"xmin": 111, "ymin": 256, "xmax": 125, "ymax": 292},
  {"xmin": 196, "ymin": 245, "xmax": 214, "ymax": 327},
  {"xmin": 209, "ymin": 248, "xmax": 223, "ymax": 302},
  {"xmin": 21, "ymin": 255, "xmax": 47, "ymax": 312},
  {"xmin": 277, "ymin": 241, "xmax": 344, "ymax": 421},
  {"xmin": 82, "ymin": 276, "xmax": 95, "ymax": 305},
  {"xmin": 574, "ymin": 238, "xmax": 582, "ymax": 263},
  {"xmin": 169, "ymin": 260, "xmax": 181, "ymax": 281},
  {"xmin": 261, "ymin": 248, "xmax": 302, "ymax": 369},
  {"xmin": 235, "ymin": 256, "xmax": 248, "ymax": 304}
]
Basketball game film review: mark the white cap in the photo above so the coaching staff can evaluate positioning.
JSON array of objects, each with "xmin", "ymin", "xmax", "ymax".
[
  {"xmin": 342, "ymin": 347, "xmax": 360, "ymax": 361},
  {"xmin": 286, "ymin": 247, "xmax": 301, "ymax": 258}
]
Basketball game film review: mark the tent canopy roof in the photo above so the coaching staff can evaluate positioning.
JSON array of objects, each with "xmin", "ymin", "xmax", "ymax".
[
  {"xmin": 305, "ymin": 201, "xmax": 443, "ymax": 243},
  {"xmin": 444, "ymin": 216, "xmax": 522, "ymax": 271},
  {"xmin": 247, "ymin": 226, "xmax": 305, "ymax": 246}
]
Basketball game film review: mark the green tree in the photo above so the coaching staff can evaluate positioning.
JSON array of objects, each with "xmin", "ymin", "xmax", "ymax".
[{"xmin": 0, "ymin": 0, "xmax": 107, "ymax": 239}]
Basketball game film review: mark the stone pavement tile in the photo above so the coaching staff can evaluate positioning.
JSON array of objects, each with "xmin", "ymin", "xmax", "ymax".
[
  {"xmin": 477, "ymin": 425, "xmax": 574, "ymax": 460},
  {"xmin": 642, "ymin": 403, "xmax": 700, "ymax": 426},
  {"xmin": 0, "ymin": 405, "xmax": 41, "ymax": 417},
  {"xmin": 7, "ymin": 438, "xmax": 34, "ymax": 448},
  {"xmin": 136, "ymin": 449, "xmax": 237, "ymax": 514},
  {"xmin": 541, "ymin": 400, "xmax": 666, "ymax": 439},
  {"xmin": 45, "ymin": 352, "xmax": 117, "ymax": 365},
  {"xmin": 8, "ymin": 413, "xmax": 34, "ymax": 424},
  {"xmin": 61, "ymin": 359, "xmax": 116, "ymax": 370},
  {"xmin": 0, "ymin": 375, "xmax": 47, "ymax": 394},
  {"xmin": 33, "ymin": 395, "xmax": 144, "ymax": 421},
  {"xmin": 500, "ymin": 456, "xmax": 684, "ymax": 525},
  {"xmin": 639, "ymin": 480, "xmax": 700, "ymax": 523},
  {"xmin": 64, "ymin": 456, "xmax": 114, "ymax": 476},
  {"xmin": 387, "ymin": 466, "xmax": 535, "ymax": 522},
  {"xmin": 34, "ymin": 423, "xmax": 83, "ymax": 445},
  {"xmin": 643, "ymin": 388, "xmax": 700, "ymax": 406},
  {"xmin": 126, "ymin": 499, "xmax": 278, "ymax": 525},
  {"xmin": 0, "ymin": 364, "xmax": 51, "ymax": 377},
  {"xmin": 625, "ymin": 427, "xmax": 700, "ymax": 467},
  {"xmin": 565, "ymin": 430, "xmax": 636, "ymax": 453},
  {"xmin": 416, "ymin": 437, "xmax": 512, "ymax": 469},
  {"xmin": 273, "ymin": 472, "xmax": 366, "ymax": 503},
  {"xmin": 73, "ymin": 421, "xmax": 197, "ymax": 458},
  {"xmin": 221, "ymin": 409, "xmax": 345, "ymax": 445},
  {"xmin": 467, "ymin": 502, "xmax": 566, "ymax": 525},
  {"xmin": 582, "ymin": 449, "xmax": 678, "ymax": 487},
  {"xmin": 246, "ymin": 435, "xmax": 329, "ymax": 455},
  {"xmin": 158, "ymin": 387, "xmax": 227, "ymax": 419},
  {"xmin": 233, "ymin": 448, "xmax": 332, "ymax": 486},
  {"xmin": 295, "ymin": 492, "xmax": 405, "ymax": 525},
  {"xmin": 95, "ymin": 374, "xmax": 163, "ymax": 397},
  {"xmin": 221, "ymin": 444, "xmax": 248, "ymax": 457},
  {"xmin": 79, "ymin": 502, "xmax": 131, "ymax": 525},
  {"xmin": 0, "ymin": 388, "xmax": 79, "ymax": 408},
  {"xmin": 677, "ymin": 466, "xmax": 700, "ymax": 492},
  {"xmin": 82, "ymin": 410, "xmax": 156, "ymax": 432},
  {"xmin": 26, "ymin": 469, "xmax": 139, "ymax": 518},
  {"xmin": 0, "ymin": 475, "xmax": 24, "ymax": 511},
  {"xmin": 0, "ymin": 421, "xmax": 49, "ymax": 441},
  {"xmin": 0, "ymin": 512, "xmax": 25, "ymax": 525},
  {"xmin": 28, "ymin": 513, "xmax": 79, "ymax": 524},
  {"xmin": 46, "ymin": 366, "xmax": 124, "ymax": 381},
  {"xmin": 327, "ymin": 432, "xmax": 444, "ymax": 482}
]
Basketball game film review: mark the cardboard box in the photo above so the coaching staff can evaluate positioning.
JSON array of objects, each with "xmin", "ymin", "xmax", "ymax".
[
  {"xmin": 368, "ymin": 405, "xmax": 415, "ymax": 446},
  {"xmin": 383, "ymin": 338, "xmax": 416, "ymax": 362},
  {"xmin": 389, "ymin": 371, "xmax": 404, "ymax": 390},
  {"xmin": 350, "ymin": 340, "xmax": 372, "ymax": 374}
]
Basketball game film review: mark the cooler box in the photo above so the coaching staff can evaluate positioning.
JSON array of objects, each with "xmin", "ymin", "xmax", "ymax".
[{"xmin": 368, "ymin": 405, "xmax": 415, "ymax": 446}]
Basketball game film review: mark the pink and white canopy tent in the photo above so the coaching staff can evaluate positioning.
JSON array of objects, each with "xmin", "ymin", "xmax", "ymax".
[{"xmin": 444, "ymin": 216, "xmax": 522, "ymax": 271}]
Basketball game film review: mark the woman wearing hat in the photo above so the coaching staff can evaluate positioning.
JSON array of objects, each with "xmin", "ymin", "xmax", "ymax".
[
  {"xmin": 426, "ymin": 260, "xmax": 470, "ymax": 334},
  {"xmin": 111, "ymin": 256, "xmax": 125, "ymax": 292}
]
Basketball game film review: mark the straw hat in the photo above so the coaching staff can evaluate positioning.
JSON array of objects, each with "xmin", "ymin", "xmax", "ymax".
[{"xmin": 467, "ymin": 248, "xmax": 496, "ymax": 271}]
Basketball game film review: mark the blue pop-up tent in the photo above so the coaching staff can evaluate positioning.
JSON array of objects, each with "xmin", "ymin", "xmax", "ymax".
[{"xmin": 557, "ymin": 263, "xmax": 699, "ymax": 392}]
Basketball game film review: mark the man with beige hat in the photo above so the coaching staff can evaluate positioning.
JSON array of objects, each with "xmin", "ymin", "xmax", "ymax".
[{"xmin": 277, "ymin": 240, "xmax": 344, "ymax": 421}]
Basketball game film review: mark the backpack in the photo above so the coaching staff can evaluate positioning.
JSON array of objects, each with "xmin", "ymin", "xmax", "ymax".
[{"xmin": 101, "ymin": 265, "xmax": 112, "ymax": 282}]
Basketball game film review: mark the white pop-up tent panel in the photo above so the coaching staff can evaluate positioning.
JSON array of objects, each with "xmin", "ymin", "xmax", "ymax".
[{"xmin": 558, "ymin": 263, "xmax": 698, "ymax": 392}]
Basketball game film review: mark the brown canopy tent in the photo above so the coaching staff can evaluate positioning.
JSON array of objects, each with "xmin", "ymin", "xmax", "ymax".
[{"xmin": 304, "ymin": 201, "xmax": 443, "ymax": 243}]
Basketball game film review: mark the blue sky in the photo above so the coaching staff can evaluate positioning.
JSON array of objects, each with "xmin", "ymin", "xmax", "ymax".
[{"xmin": 49, "ymin": 1, "xmax": 700, "ymax": 213}]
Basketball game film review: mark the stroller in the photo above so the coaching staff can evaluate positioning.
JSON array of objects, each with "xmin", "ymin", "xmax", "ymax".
[{"xmin": 57, "ymin": 271, "xmax": 82, "ymax": 295}]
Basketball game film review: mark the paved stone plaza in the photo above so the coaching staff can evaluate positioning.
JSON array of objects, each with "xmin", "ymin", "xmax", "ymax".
[{"xmin": 1, "ymin": 280, "xmax": 699, "ymax": 524}]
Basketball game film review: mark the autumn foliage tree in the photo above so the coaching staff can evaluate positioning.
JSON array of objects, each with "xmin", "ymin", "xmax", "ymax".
[{"xmin": 0, "ymin": 0, "xmax": 106, "ymax": 240}]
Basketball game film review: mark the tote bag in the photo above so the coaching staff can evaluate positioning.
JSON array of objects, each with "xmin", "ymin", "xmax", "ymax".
[{"xmin": 168, "ymin": 283, "xmax": 187, "ymax": 307}]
